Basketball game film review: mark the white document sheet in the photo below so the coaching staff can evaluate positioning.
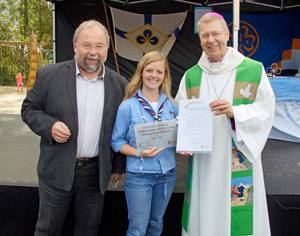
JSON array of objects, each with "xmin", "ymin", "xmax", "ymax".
[{"xmin": 176, "ymin": 98, "xmax": 213, "ymax": 153}]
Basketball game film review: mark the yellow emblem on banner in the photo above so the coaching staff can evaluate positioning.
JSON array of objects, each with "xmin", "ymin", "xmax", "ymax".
[{"xmin": 124, "ymin": 24, "xmax": 170, "ymax": 54}]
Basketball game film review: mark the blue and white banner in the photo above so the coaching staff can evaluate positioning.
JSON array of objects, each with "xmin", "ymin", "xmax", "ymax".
[
  {"xmin": 110, "ymin": 7, "xmax": 187, "ymax": 61},
  {"xmin": 222, "ymin": 12, "xmax": 300, "ymax": 71}
]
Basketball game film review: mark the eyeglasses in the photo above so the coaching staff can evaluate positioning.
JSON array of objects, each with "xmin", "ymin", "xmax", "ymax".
[
  {"xmin": 77, "ymin": 43, "xmax": 107, "ymax": 51},
  {"xmin": 200, "ymin": 29, "xmax": 226, "ymax": 40}
]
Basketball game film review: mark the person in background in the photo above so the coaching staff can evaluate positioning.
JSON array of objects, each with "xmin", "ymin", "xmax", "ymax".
[
  {"xmin": 21, "ymin": 20, "xmax": 128, "ymax": 236},
  {"xmin": 16, "ymin": 72, "xmax": 26, "ymax": 92},
  {"xmin": 176, "ymin": 12, "xmax": 275, "ymax": 236},
  {"xmin": 111, "ymin": 51, "xmax": 178, "ymax": 236}
]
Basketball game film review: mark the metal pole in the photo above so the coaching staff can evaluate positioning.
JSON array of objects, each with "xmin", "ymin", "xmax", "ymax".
[
  {"xmin": 233, "ymin": 0, "xmax": 240, "ymax": 50},
  {"xmin": 52, "ymin": 3, "xmax": 56, "ymax": 63}
]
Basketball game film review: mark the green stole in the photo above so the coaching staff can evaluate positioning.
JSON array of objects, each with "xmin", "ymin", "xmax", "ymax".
[{"xmin": 182, "ymin": 57, "xmax": 262, "ymax": 235}]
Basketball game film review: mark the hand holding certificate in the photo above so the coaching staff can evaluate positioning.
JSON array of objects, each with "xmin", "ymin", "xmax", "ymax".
[{"xmin": 176, "ymin": 98, "xmax": 213, "ymax": 153}]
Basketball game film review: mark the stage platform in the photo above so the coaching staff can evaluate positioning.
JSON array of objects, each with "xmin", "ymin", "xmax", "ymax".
[{"xmin": 1, "ymin": 113, "xmax": 300, "ymax": 235}]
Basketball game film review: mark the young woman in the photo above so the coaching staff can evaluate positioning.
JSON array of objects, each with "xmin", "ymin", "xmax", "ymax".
[{"xmin": 111, "ymin": 51, "xmax": 178, "ymax": 236}]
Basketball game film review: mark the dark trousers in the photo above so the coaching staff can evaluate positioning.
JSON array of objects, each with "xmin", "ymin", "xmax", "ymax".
[{"xmin": 35, "ymin": 159, "xmax": 104, "ymax": 236}]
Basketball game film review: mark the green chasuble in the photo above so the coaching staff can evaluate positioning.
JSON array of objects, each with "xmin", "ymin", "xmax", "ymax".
[{"xmin": 182, "ymin": 57, "xmax": 262, "ymax": 235}]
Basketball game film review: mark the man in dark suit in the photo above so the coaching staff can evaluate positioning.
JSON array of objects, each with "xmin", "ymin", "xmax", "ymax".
[{"xmin": 21, "ymin": 20, "xmax": 128, "ymax": 236}]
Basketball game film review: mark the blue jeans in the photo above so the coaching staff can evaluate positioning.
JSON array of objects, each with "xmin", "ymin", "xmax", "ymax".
[{"xmin": 125, "ymin": 168, "xmax": 176, "ymax": 236}]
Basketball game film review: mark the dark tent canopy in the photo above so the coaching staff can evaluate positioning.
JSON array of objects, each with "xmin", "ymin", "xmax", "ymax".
[{"xmin": 48, "ymin": 0, "xmax": 300, "ymax": 96}]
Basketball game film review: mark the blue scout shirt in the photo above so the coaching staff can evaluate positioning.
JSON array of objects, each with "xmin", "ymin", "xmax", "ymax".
[{"xmin": 111, "ymin": 89, "xmax": 178, "ymax": 174}]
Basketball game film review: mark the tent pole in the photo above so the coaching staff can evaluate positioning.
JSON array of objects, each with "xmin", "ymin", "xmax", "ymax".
[
  {"xmin": 233, "ymin": 0, "xmax": 240, "ymax": 50},
  {"xmin": 103, "ymin": 0, "xmax": 120, "ymax": 74},
  {"xmin": 52, "ymin": 3, "xmax": 56, "ymax": 63}
]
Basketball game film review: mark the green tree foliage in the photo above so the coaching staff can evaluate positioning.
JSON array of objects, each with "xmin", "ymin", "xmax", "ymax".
[{"xmin": 0, "ymin": 0, "xmax": 53, "ymax": 86}]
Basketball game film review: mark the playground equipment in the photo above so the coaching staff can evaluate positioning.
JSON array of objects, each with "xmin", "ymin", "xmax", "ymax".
[
  {"xmin": 27, "ymin": 35, "xmax": 38, "ymax": 91},
  {"xmin": 0, "ymin": 34, "xmax": 52, "ymax": 90}
]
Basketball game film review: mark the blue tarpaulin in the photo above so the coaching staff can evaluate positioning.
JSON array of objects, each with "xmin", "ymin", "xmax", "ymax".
[
  {"xmin": 221, "ymin": 12, "xmax": 300, "ymax": 70},
  {"xmin": 269, "ymin": 77, "xmax": 300, "ymax": 101}
]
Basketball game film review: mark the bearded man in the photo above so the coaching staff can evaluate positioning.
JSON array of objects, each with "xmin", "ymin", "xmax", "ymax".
[
  {"xmin": 22, "ymin": 20, "xmax": 128, "ymax": 236},
  {"xmin": 176, "ymin": 13, "xmax": 275, "ymax": 236}
]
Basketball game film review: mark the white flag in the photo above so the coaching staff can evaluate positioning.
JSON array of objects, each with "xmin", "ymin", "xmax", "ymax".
[{"xmin": 110, "ymin": 7, "xmax": 187, "ymax": 61}]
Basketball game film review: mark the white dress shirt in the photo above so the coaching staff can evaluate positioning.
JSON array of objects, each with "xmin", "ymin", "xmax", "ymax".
[{"xmin": 75, "ymin": 64, "xmax": 105, "ymax": 158}]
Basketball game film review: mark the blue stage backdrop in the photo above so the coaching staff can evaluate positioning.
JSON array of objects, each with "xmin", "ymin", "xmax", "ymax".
[{"xmin": 222, "ymin": 12, "xmax": 300, "ymax": 71}]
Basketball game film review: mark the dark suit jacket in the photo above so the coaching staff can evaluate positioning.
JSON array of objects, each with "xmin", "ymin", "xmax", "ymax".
[{"xmin": 21, "ymin": 59, "xmax": 128, "ymax": 194}]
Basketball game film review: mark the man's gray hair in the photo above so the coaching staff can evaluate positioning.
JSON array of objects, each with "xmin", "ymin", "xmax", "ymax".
[
  {"xmin": 73, "ymin": 20, "xmax": 110, "ymax": 47},
  {"xmin": 197, "ymin": 14, "xmax": 228, "ymax": 37}
]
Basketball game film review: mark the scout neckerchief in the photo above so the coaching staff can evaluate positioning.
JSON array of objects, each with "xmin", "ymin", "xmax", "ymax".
[
  {"xmin": 182, "ymin": 57, "xmax": 262, "ymax": 236},
  {"xmin": 136, "ymin": 93, "xmax": 164, "ymax": 121}
]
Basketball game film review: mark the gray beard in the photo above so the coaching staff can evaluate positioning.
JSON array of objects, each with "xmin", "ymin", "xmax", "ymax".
[{"xmin": 75, "ymin": 54, "xmax": 106, "ymax": 73}]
